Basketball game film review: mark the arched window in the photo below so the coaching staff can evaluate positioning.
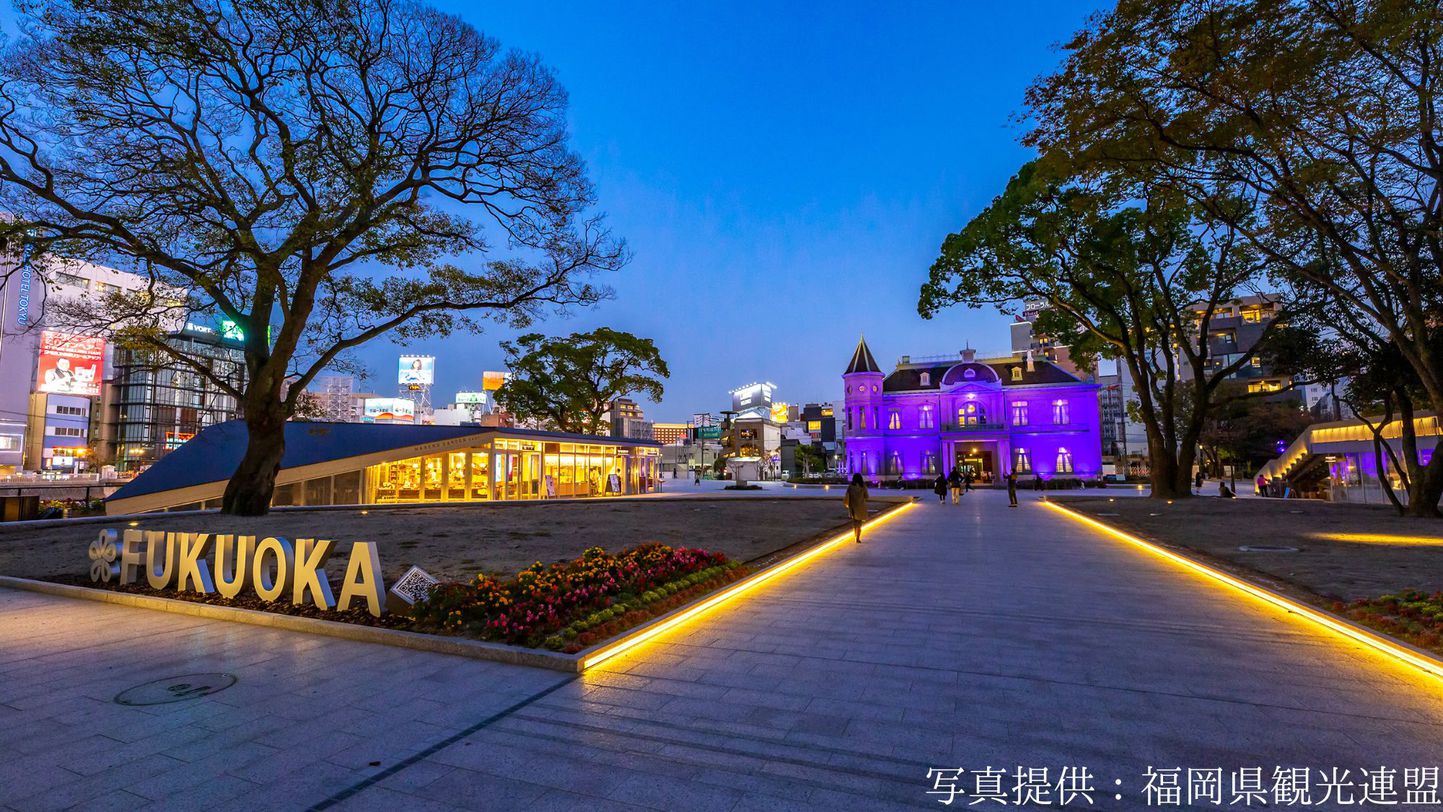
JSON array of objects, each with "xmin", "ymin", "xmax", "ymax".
[
  {"xmin": 887, "ymin": 410, "xmax": 901, "ymax": 430},
  {"xmin": 1013, "ymin": 447, "xmax": 1032, "ymax": 473},
  {"xmin": 1056, "ymin": 447, "xmax": 1074, "ymax": 474},
  {"xmin": 1010, "ymin": 402, "xmax": 1028, "ymax": 426},
  {"xmin": 957, "ymin": 402, "xmax": 984, "ymax": 426},
  {"xmin": 923, "ymin": 451, "xmax": 940, "ymax": 475},
  {"xmin": 1052, "ymin": 400, "xmax": 1070, "ymax": 425}
]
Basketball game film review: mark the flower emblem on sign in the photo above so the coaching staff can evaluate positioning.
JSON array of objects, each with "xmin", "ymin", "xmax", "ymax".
[{"xmin": 88, "ymin": 532, "xmax": 119, "ymax": 583}]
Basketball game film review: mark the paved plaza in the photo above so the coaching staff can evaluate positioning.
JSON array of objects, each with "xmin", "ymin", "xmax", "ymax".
[{"xmin": 3, "ymin": 490, "xmax": 1443, "ymax": 810}]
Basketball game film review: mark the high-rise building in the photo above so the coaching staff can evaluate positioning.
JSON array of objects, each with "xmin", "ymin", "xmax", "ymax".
[
  {"xmin": 0, "ymin": 248, "xmax": 151, "ymax": 474},
  {"xmin": 650, "ymin": 422, "xmax": 689, "ymax": 445},
  {"xmin": 605, "ymin": 397, "xmax": 652, "ymax": 440},
  {"xmin": 1188, "ymin": 295, "xmax": 1297, "ymax": 397},
  {"xmin": 107, "ymin": 321, "xmax": 247, "ymax": 472}
]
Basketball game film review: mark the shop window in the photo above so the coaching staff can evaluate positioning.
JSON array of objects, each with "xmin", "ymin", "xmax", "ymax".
[
  {"xmin": 304, "ymin": 477, "xmax": 331, "ymax": 506},
  {"xmin": 1011, "ymin": 402, "xmax": 1029, "ymax": 426},
  {"xmin": 271, "ymin": 482, "xmax": 299, "ymax": 507},
  {"xmin": 1014, "ymin": 447, "xmax": 1032, "ymax": 474},
  {"xmin": 888, "ymin": 411, "xmax": 901, "ymax": 430},
  {"xmin": 333, "ymin": 471, "xmax": 361, "ymax": 505},
  {"xmin": 1052, "ymin": 400, "xmax": 1070, "ymax": 425},
  {"xmin": 1056, "ymin": 448, "xmax": 1074, "ymax": 474}
]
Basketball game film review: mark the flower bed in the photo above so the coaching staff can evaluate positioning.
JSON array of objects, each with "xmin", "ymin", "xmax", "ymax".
[
  {"xmin": 1336, "ymin": 590, "xmax": 1443, "ymax": 654},
  {"xmin": 410, "ymin": 544, "xmax": 748, "ymax": 652}
]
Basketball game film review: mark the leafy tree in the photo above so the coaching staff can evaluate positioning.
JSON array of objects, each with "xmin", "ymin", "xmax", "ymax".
[
  {"xmin": 792, "ymin": 443, "xmax": 823, "ymax": 477},
  {"xmin": 495, "ymin": 328, "xmax": 667, "ymax": 435},
  {"xmin": 0, "ymin": 0, "xmax": 623, "ymax": 513},
  {"xmin": 920, "ymin": 159, "xmax": 1288, "ymax": 498},
  {"xmin": 1024, "ymin": 0, "xmax": 1443, "ymax": 515},
  {"xmin": 1197, "ymin": 384, "xmax": 1315, "ymax": 484}
]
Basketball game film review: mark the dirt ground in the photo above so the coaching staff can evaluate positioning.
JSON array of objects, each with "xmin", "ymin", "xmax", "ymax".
[
  {"xmin": 0, "ymin": 497, "xmax": 892, "ymax": 586},
  {"xmin": 1056, "ymin": 496, "xmax": 1443, "ymax": 602}
]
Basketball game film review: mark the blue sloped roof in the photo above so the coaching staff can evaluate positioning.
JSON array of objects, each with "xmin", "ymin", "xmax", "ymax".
[{"xmin": 108, "ymin": 420, "xmax": 657, "ymax": 502}]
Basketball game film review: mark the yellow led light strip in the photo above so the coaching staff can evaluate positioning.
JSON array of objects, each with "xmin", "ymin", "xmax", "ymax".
[
  {"xmin": 1312, "ymin": 532, "xmax": 1443, "ymax": 546},
  {"xmin": 580, "ymin": 499, "xmax": 918, "ymax": 671},
  {"xmin": 1044, "ymin": 501, "xmax": 1443, "ymax": 685}
]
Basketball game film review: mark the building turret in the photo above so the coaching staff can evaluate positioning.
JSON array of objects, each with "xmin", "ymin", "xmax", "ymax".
[{"xmin": 843, "ymin": 336, "xmax": 884, "ymax": 444}]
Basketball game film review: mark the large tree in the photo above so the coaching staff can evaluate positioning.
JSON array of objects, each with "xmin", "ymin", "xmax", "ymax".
[
  {"xmin": 0, "ymin": 0, "xmax": 623, "ymax": 514},
  {"xmin": 920, "ymin": 159, "xmax": 1288, "ymax": 498},
  {"xmin": 495, "ymin": 328, "xmax": 667, "ymax": 435},
  {"xmin": 1024, "ymin": 0, "xmax": 1443, "ymax": 515}
]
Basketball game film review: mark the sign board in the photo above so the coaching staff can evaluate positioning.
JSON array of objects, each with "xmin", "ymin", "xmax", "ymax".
[
  {"xmin": 770, "ymin": 402, "xmax": 791, "ymax": 424},
  {"xmin": 88, "ymin": 529, "xmax": 388, "ymax": 616},
  {"xmin": 363, "ymin": 397, "xmax": 415, "ymax": 423},
  {"xmin": 387, "ymin": 565, "xmax": 439, "ymax": 614},
  {"xmin": 398, "ymin": 355, "xmax": 435, "ymax": 386},
  {"xmin": 454, "ymin": 391, "xmax": 486, "ymax": 406},
  {"xmin": 36, "ymin": 331, "xmax": 104, "ymax": 397},
  {"xmin": 698, "ymin": 426, "xmax": 722, "ymax": 440},
  {"xmin": 482, "ymin": 370, "xmax": 510, "ymax": 391}
]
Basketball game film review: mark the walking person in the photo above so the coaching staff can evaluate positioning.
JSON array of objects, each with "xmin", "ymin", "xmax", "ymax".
[
  {"xmin": 1194, "ymin": 469, "xmax": 1204, "ymax": 494},
  {"xmin": 948, "ymin": 465, "xmax": 963, "ymax": 505},
  {"xmin": 844, "ymin": 473, "xmax": 869, "ymax": 543},
  {"xmin": 963, "ymin": 471, "xmax": 974, "ymax": 494},
  {"xmin": 1006, "ymin": 469, "xmax": 1019, "ymax": 507},
  {"xmin": 932, "ymin": 472, "xmax": 948, "ymax": 504}
]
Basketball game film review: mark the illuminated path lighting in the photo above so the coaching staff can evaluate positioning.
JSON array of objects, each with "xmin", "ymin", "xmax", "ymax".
[
  {"xmin": 1044, "ymin": 500, "xmax": 1443, "ymax": 686},
  {"xmin": 1311, "ymin": 532, "xmax": 1443, "ymax": 546},
  {"xmin": 580, "ymin": 500, "xmax": 919, "ymax": 671}
]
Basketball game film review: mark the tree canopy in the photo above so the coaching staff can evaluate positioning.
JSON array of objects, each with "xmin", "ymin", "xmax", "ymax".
[
  {"xmin": 0, "ymin": 0, "xmax": 624, "ymax": 513},
  {"xmin": 495, "ymin": 328, "xmax": 668, "ymax": 436}
]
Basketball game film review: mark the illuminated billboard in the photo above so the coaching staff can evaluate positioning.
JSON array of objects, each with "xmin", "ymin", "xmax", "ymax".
[
  {"xmin": 770, "ymin": 402, "xmax": 791, "ymax": 424},
  {"xmin": 454, "ymin": 391, "xmax": 486, "ymax": 405},
  {"xmin": 398, "ymin": 356, "xmax": 435, "ymax": 386},
  {"xmin": 482, "ymin": 370, "xmax": 510, "ymax": 391},
  {"xmin": 362, "ymin": 398, "xmax": 415, "ymax": 423},
  {"xmin": 36, "ymin": 331, "xmax": 104, "ymax": 397}
]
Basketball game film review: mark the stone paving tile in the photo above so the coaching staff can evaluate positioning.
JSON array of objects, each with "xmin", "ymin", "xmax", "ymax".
[{"xmin": 5, "ymin": 491, "xmax": 1443, "ymax": 810}]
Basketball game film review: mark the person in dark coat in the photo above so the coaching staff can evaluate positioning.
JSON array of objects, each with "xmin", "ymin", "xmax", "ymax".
[
  {"xmin": 1006, "ymin": 469, "xmax": 1019, "ymax": 507},
  {"xmin": 844, "ymin": 473, "xmax": 870, "ymax": 543},
  {"xmin": 963, "ymin": 471, "xmax": 974, "ymax": 494},
  {"xmin": 948, "ymin": 466, "xmax": 963, "ymax": 504},
  {"xmin": 932, "ymin": 473, "xmax": 948, "ymax": 504}
]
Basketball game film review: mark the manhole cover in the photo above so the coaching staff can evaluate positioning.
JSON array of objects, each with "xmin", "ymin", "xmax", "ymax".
[
  {"xmin": 114, "ymin": 673, "xmax": 237, "ymax": 706},
  {"xmin": 1237, "ymin": 545, "xmax": 1300, "ymax": 553}
]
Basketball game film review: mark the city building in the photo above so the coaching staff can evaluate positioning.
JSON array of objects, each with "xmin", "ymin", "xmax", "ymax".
[
  {"xmin": 1008, "ymin": 298, "xmax": 1091, "ymax": 379},
  {"xmin": 106, "ymin": 320, "xmax": 248, "ymax": 472},
  {"xmin": 309, "ymin": 375, "xmax": 376, "ymax": 423},
  {"xmin": 0, "ymin": 248, "xmax": 152, "ymax": 474},
  {"xmin": 106, "ymin": 422, "xmax": 663, "ymax": 513},
  {"xmin": 1190, "ymin": 295, "xmax": 1297, "ymax": 397},
  {"xmin": 651, "ymin": 422, "xmax": 689, "ymax": 445},
  {"xmin": 842, "ymin": 338, "xmax": 1102, "ymax": 484},
  {"xmin": 605, "ymin": 397, "xmax": 653, "ymax": 441}
]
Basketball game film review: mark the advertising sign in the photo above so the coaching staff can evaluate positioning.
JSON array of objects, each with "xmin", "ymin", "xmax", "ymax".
[
  {"xmin": 363, "ymin": 398, "xmax": 415, "ymax": 423},
  {"xmin": 770, "ymin": 402, "xmax": 791, "ymax": 424},
  {"xmin": 454, "ymin": 391, "xmax": 487, "ymax": 405},
  {"xmin": 36, "ymin": 331, "xmax": 104, "ymax": 397},
  {"xmin": 698, "ymin": 426, "xmax": 722, "ymax": 440},
  {"xmin": 482, "ymin": 370, "xmax": 510, "ymax": 391},
  {"xmin": 398, "ymin": 356, "xmax": 435, "ymax": 386}
]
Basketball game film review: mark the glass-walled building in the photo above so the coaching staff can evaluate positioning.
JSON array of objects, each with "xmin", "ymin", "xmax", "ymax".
[{"xmin": 107, "ymin": 421, "xmax": 661, "ymax": 514}]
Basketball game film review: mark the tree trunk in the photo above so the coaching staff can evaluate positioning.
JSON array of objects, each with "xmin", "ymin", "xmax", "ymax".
[
  {"xmin": 221, "ymin": 407, "xmax": 287, "ymax": 516},
  {"xmin": 1404, "ymin": 451, "xmax": 1443, "ymax": 519},
  {"xmin": 1148, "ymin": 447, "xmax": 1186, "ymax": 498}
]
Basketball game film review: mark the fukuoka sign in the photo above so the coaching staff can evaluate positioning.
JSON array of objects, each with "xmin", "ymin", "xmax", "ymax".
[{"xmin": 87, "ymin": 529, "xmax": 388, "ymax": 617}]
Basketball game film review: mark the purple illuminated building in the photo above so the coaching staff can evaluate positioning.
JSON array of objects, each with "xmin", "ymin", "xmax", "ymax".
[{"xmin": 842, "ymin": 338, "xmax": 1102, "ymax": 483}]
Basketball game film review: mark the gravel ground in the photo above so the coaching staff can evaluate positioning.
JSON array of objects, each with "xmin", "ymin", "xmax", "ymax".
[
  {"xmin": 1057, "ymin": 495, "xmax": 1443, "ymax": 602},
  {"xmin": 0, "ymin": 496, "xmax": 889, "ymax": 585}
]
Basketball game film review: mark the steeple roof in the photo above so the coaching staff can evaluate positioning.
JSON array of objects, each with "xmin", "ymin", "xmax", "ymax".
[{"xmin": 845, "ymin": 336, "xmax": 882, "ymax": 375}]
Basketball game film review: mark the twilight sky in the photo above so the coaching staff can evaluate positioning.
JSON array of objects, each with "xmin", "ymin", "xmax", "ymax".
[{"xmin": 96, "ymin": 3, "xmax": 1117, "ymax": 421}]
